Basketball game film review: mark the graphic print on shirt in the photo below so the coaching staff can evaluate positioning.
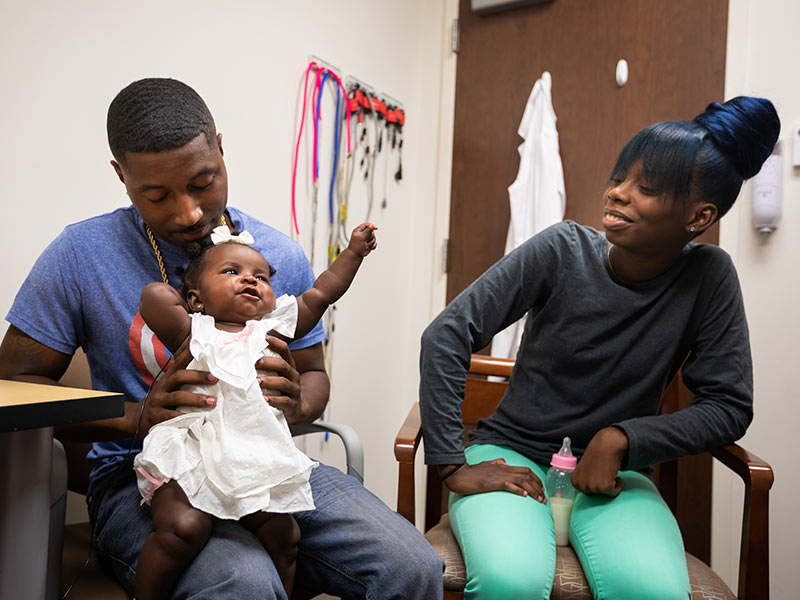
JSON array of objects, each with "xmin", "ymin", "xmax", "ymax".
[{"xmin": 129, "ymin": 312, "xmax": 171, "ymax": 387}]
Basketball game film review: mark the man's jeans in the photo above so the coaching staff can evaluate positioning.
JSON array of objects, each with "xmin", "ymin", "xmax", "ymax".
[{"xmin": 90, "ymin": 461, "xmax": 444, "ymax": 599}]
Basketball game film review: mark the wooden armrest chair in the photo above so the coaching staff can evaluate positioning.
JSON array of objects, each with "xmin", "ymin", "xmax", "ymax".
[{"xmin": 395, "ymin": 354, "xmax": 773, "ymax": 600}]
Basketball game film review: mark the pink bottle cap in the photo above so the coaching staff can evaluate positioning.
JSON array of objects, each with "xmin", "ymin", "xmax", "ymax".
[{"xmin": 550, "ymin": 436, "xmax": 577, "ymax": 470}]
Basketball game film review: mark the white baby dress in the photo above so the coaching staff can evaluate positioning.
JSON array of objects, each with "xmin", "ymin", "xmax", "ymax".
[{"xmin": 134, "ymin": 295, "xmax": 318, "ymax": 520}]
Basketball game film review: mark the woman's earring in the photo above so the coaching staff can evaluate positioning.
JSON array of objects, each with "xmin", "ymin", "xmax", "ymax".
[{"xmin": 689, "ymin": 226, "xmax": 696, "ymax": 233}]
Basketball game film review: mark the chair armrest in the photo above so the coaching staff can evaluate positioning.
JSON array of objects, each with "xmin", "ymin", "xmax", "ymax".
[
  {"xmin": 290, "ymin": 421, "xmax": 364, "ymax": 483},
  {"xmin": 394, "ymin": 402, "xmax": 423, "ymax": 463},
  {"xmin": 710, "ymin": 444, "xmax": 773, "ymax": 491},
  {"xmin": 710, "ymin": 443, "xmax": 774, "ymax": 600},
  {"xmin": 394, "ymin": 403, "xmax": 422, "ymax": 524},
  {"xmin": 468, "ymin": 354, "xmax": 514, "ymax": 378}
]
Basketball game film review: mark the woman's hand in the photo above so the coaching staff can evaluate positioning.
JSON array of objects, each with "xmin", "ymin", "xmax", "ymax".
[
  {"xmin": 442, "ymin": 459, "xmax": 546, "ymax": 503},
  {"xmin": 136, "ymin": 340, "xmax": 217, "ymax": 438},
  {"xmin": 257, "ymin": 336, "xmax": 307, "ymax": 423},
  {"xmin": 570, "ymin": 427, "xmax": 629, "ymax": 497}
]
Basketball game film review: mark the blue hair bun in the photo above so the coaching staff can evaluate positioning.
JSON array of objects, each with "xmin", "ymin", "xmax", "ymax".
[{"xmin": 693, "ymin": 96, "xmax": 780, "ymax": 179}]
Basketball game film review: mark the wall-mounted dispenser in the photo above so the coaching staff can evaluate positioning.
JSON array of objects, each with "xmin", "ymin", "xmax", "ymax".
[{"xmin": 751, "ymin": 140, "xmax": 782, "ymax": 235}]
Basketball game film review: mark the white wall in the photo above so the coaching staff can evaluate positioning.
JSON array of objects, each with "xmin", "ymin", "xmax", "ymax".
[
  {"xmin": 12, "ymin": 1, "xmax": 793, "ymax": 595},
  {"xmin": 714, "ymin": 1, "xmax": 800, "ymax": 596},
  {"xmin": 0, "ymin": 0, "xmax": 456, "ymax": 515}
]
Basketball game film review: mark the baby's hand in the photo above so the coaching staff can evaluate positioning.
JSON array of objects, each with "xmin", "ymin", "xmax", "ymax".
[{"xmin": 348, "ymin": 222, "xmax": 378, "ymax": 258}]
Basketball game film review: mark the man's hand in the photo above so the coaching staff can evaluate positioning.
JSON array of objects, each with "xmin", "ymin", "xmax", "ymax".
[
  {"xmin": 441, "ymin": 459, "xmax": 546, "ymax": 503},
  {"xmin": 136, "ymin": 340, "xmax": 218, "ymax": 438},
  {"xmin": 347, "ymin": 222, "xmax": 378, "ymax": 258},
  {"xmin": 570, "ymin": 427, "xmax": 629, "ymax": 497},
  {"xmin": 258, "ymin": 336, "xmax": 308, "ymax": 424}
]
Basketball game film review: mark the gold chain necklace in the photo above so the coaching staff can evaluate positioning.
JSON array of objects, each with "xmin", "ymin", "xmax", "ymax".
[{"xmin": 145, "ymin": 214, "xmax": 226, "ymax": 284}]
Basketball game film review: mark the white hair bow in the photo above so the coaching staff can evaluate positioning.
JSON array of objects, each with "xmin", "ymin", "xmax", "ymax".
[{"xmin": 210, "ymin": 226, "xmax": 255, "ymax": 246}]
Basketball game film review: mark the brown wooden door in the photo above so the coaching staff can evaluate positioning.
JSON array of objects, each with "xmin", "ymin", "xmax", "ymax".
[{"xmin": 447, "ymin": 0, "xmax": 728, "ymax": 563}]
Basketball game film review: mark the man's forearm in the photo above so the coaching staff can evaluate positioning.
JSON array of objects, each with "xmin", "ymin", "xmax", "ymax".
[
  {"xmin": 297, "ymin": 368, "xmax": 330, "ymax": 424},
  {"xmin": 54, "ymin": 401, "xmax": 140, "ymax": 442}
]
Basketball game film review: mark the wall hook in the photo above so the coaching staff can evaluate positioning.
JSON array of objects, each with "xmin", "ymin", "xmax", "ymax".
[{"xmin": 616, "ymin": 59, "xmax": 628, "ymax": 87}]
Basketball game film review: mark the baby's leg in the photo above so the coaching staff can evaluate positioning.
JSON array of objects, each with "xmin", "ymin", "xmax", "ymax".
[
  {"xmin": 135, "ymin": 481, "xmax": 213, "ymax": 600},
  {"xmin": 241, "ymin": 511, "xmax": 300, "ymax": 597}
]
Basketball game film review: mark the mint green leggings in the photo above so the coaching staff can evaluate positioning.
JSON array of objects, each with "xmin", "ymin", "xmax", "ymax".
[{"xmin": 449, "ymin": 444, "xmax": 691, "ymax": 600}]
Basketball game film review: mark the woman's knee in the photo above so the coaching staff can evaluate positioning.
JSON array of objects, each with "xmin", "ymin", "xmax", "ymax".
[
  {"xmin": 572, "ymin": 472, "xmax": 689, "ymax": 600},
  {"xmin": 594, "ymin": 576, "xmax": 689, "ymax": 600},
  {"xmin": 465, "ymin": 557, "xmax": 551, "ymax": 600}
]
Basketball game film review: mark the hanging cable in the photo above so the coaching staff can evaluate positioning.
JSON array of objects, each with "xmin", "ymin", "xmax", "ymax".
[
  {"xmin": 288, "ymin": 63, "xmax": 406, "ymax": 442},
  {"xmin": 362, "ymin": 94, "xmax": 382, "ymax": 222},
  {"xmin": 329, "ymin": 84, "xmax": 341, "ymax": 227},
  {"xmin": 291, "ymin": 61, "xmax": 353, "ymax": 238},
  {"xmin": 327, "ymin": 84, "xmax": 343, "ymax": 268},
  {"xmin": 291, "ymin": 62, "xmax": 318, "ymax": 236},
  {"xmin": 336, "ymin": 116, "xmax": 355, "ymax": 248},
  {"xmin": 308, "ymin": 68, "xmax": 329, "ymax": 266}
]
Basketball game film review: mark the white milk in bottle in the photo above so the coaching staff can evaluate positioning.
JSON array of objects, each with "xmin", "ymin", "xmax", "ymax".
[{"xmin": 544, "ymin": 437, "xmax": 577, "ymax": 546}]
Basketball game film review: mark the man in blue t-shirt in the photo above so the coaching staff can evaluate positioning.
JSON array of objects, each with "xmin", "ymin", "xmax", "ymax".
[{"xmin": 1, "ymin": 78, "xmax": 442, "ymax": 599}]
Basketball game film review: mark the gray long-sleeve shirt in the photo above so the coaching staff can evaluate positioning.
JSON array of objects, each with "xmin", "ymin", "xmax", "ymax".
[{"xmin": 420, "ymin": 221, "xmax": 753, "ymax": 471}]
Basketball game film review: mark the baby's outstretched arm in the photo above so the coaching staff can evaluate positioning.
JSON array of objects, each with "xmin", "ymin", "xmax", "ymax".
[
  {"xmin": 294, "ymin": 223, "xmax": 378, "ymax": 339},
  {"xmin": 140, "ymin": 283, "xmax": 192, "ymax": 354}
]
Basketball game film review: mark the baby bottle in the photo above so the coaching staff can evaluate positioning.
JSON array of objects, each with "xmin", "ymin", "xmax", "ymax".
[{"xmin": 545, "ymin": 436, "xmax": 577, "ymax": 547}]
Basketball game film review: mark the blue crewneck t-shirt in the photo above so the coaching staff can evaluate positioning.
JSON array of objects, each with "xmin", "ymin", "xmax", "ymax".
[{"xmin": 7, "ymin": 206, "xmax": 326, "ymax": 485}]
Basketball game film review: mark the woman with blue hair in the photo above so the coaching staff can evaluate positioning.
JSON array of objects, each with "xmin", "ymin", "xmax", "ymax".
[{"xmin": 420, "ymin": 96, "xmax": 780, "ymax": 599}]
